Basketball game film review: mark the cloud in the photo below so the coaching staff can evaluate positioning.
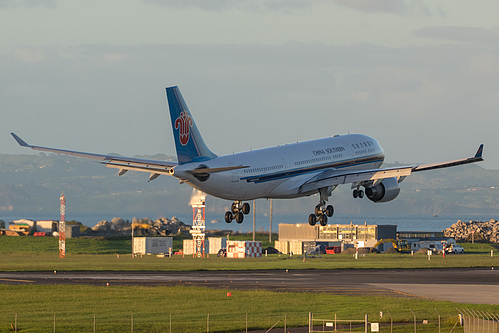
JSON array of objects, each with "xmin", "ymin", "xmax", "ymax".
[
  {"xmin": 415, "ymin": 26, "xmax": 499, "ymax": 45},
  {"xmin": 333, "ymin": 0, "xmax": 434, "ymax": 16},
  {"xmin": 467, "ymin": 52, "xmax": 499, "ymax": 79},
  {"xmin": 2, "ymin": 42, "xmax": 498, "ymax": 169},
  {"xmin": 141, "ymin": 0, "xmax": 312, "ymax": 12},
  {"xmin": 0, "ymin": 0, "xmax": 57, "ymax": 9}
]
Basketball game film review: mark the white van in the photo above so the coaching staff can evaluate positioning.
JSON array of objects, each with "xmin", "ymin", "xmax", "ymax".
[{"xmin": 446, "ymin": 244, "xmax": 464, "ymax": 254}]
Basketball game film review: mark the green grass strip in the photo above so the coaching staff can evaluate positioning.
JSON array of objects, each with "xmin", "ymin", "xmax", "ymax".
[
  {"xmin": 1, "ymin": 284, "xmax": 498, "ymax": 332},
  {"xmin": 0, "ymin": 252, "xmax": 498, "ymax": 272}
]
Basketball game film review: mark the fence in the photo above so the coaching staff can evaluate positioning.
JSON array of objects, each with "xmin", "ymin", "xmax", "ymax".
[
  {"xmin": 309, "ymin": 312, "xmax": 369, "ymax": 332},
  {"xmin": 458, "ymin": 309, "xmax": 499, "ymax": 333},
  {"xmin": 4, "ymin": 309, "xmax": 494, "ymax": 332}
]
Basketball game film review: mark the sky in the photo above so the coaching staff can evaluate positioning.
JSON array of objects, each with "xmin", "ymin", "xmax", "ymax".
[{"xmin": 1, "ymin": 0, "xmax": 499, "ymax": 170}]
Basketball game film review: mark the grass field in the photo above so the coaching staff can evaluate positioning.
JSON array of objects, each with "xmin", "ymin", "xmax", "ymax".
[
  {"xmin": 0, "ymin": 236, "xmax": 498, "ymax": 332},
  {"xmin": 1, "ymin": 250, "xmax": 499, "ymax": 272},
  {"xmin": 0, "ymin": 236, "xmax": 497, "ymax": 271},
  {"xmin": 0, "ymin": 233, "xmax": 277, "ymax": 254},
  {"xmin": 2, "ymin": 284, "xmax": 498, "ymax": 332}
]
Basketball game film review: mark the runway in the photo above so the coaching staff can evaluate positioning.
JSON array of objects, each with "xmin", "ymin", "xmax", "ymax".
[{"xmin": 0, "ymin": 268, "xmax": 498, "ymax": 305}]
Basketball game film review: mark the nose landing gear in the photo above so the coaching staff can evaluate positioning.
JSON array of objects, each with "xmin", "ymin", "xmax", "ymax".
[{"xmin": 225, "ymin": 201, "xmax": 250, "ymax": 224}]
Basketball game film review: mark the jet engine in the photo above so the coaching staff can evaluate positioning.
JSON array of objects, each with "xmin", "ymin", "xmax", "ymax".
[{"xmin": 365, "ymin": 177, "xmax": 400, "ymax": 203}]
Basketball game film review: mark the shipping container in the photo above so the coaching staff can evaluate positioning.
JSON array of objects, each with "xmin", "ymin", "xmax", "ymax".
[
  {"xmin": 289, "ymin": 240, "xmax": 303, "ymax": 255},
  {"xmin": 303, "ymin": 241, "xmax": 329, "ymax": 254},
  {"xmin": 274, "ymin": 240, "xmax": 289, "ymax": 254},
  {"xmin": 183, "ymin": 239, "xmax": 209, "ymax": 256},
  {"xmin": 134, "ymin": 237, "xmax": 173, "ymax": 255},
  {"xmin": 227, "ymin": 241, "xmax": 262, "ymax": 258},
  {"xmin": 66, "ymin": 225, "xmax": 80, "ymax": 238},
  {"xmin": 208, "ymin": 237, "xmax": 227, "ymax": 254},
  {"xmin": 36, "ymin": 220, "xmax": 58, "ymax": 234}
]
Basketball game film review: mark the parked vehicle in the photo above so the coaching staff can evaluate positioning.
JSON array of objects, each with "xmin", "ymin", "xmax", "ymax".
[
  {"xmin": 446, "ymin": 244, "xmax": 464, "ymax": 254},
  {"xmin": 325, "ymin": 246, "xmax": 341, "ymax": 254},
  {"xmin": 217, "ymin": 248, "xmax": 227, "ymax": 257}
]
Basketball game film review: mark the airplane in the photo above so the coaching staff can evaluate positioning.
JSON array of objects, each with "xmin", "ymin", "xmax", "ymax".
[{"xmin": 11, "ymin": 86, "xmax": 484, "ymax": 226}]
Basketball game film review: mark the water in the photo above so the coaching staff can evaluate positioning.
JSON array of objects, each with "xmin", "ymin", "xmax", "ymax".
[
  {"xmin": 226, "ymin": 214, "xmax": 498, "ymax": 233},
  {"xmin": 2, "ymin": 213, "xmax": 496, "ymax": 234}
]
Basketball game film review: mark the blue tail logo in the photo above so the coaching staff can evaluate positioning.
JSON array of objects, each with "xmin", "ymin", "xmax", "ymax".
[{"xmin": 166, "ymin": 86, "xmax": 217, "ymax": 164}]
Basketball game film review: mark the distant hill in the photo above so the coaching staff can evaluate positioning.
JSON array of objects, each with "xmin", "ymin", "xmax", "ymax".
[{"xmin": 1, "ymin": 153, "xmax": 498, "ymax": 221}]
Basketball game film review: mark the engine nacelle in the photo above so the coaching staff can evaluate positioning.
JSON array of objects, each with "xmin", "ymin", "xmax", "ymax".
[{"xmin": 365, "ymin": 177, "xmax": 400, "ymax": 203}]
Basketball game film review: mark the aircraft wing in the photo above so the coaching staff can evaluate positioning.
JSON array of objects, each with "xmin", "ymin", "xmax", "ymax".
[
  {"xmin": 11, "ymin": 133, "xmax": 177, "ymax": 178},
  {"xmin": 299, "ymin": 144, "xmax": 484, "ymax": 193}
]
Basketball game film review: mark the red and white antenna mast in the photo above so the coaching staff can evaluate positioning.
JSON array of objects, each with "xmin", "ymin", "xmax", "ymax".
[
  {"xmin": 190, "ymin": 195, "xmax": 206, "ymax": 257},
  {"xmin": 59, "ymin": 193, "xmax": 66, "ymax": 258}
]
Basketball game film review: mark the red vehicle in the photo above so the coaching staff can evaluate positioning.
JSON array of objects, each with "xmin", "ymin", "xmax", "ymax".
[
  {"xmin": 33, "ymin": 232, "xmax": 47, "ymax": 237},
  {"xmin": 325, "ymin": 246, "xmax": 341, "ymax": 254}
]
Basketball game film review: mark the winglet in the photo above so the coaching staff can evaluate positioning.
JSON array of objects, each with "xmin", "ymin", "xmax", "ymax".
[
  {"xmin": 11, "ymin": 133, "xmax": 31, "ymax": 147},
  {"xmin": 474, "ymin": 144, "xmax": 484, "ymax": 159}
]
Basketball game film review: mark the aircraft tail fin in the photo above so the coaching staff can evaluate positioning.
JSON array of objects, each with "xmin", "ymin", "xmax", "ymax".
[
  {"xmin": 166, "ymin": 86, "xmax": 217, "ymax": 164},
  {"xmin": 474, "ymin": 144, "xmax": 484, "ymax": 159}
]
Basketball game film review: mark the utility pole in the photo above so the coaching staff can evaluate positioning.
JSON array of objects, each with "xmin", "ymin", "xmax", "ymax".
[
  {"xmin": 269, "ymin": 199, "xmax": 273, "ymax": 243},
  {"xmin": 252, "ymin": 200, "xmax": 256, "ymax": 241},
  {"xmin": 131, "ymin": 219, "xmax": 134, "ymax": 257}
]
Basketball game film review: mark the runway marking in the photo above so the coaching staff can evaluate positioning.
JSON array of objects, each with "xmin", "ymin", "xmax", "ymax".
[
  {"xmin": 0, "ymin": 278, "xmax": 35, "ymax": 283},
  {"xmin": 388, "ymin": 289, "xmax": 423, "ymax": 298}
]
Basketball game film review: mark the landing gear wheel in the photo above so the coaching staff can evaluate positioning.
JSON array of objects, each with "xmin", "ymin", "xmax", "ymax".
[
  {"xmin": 314, "ymin": 205, "xmax": 322, "ymax": 216},
  {"xmin": 353, "ymin": 189, "xmax": 364, "ymax": 199},
  {"xmin": 225, "ymin": 211, "xmax": 233, "ymax": 223},
  {"xmin": 308, "ymin": 214, "xmax": 317, "ymax": 226},
  {"xmin": 242, "ymin": 203, "xmax": 250, "ymax": 215},
  {"xmin": 231, "ymin": 203, "xmax": 238, "ymax": 214},
  {"xmin": 325, "ymin": 205, "xmax": 334, "ymax": 217},
  {"xmin": 319, "ymin": 214, "xmax": 328, "ymax": 226},
  {"xmin": 235, "ymin": 212, "xmax": 244, "ymax": 224}
]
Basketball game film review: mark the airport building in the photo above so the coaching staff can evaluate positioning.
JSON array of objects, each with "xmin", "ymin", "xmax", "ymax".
[
  {"xmin": 276, "ymin": 223, "xmax": 457, "ymax": 255},
  {"xmin": 276, "ymin": 223, "xmax": 398, "ymax": 254}
]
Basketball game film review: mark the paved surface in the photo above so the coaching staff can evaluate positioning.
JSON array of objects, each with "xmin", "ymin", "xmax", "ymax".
[{"xmin": 1, "ymin": 268, "xmax": 498, "ymax": 304}]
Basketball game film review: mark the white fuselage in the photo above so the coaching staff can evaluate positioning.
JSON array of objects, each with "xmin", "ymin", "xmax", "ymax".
[{"xmin": 172, "ymin": 134, "xmax": 385, "ymax": 201}]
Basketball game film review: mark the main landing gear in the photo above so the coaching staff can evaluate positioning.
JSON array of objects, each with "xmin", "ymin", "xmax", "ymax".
[
  {"xmin": 308, "ymin": 187, "xmax": 334, "ymax": 226},
  {"xmin": 225, "ymin": 201, "xmax": 250, "ymax": 224},
  {"xmin": 353, "ymin": 187, "xmax": 364, "ymax": 199}
]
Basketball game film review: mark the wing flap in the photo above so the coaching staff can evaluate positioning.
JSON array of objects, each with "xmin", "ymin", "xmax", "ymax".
[
  {"xmin": 298, "ymin": 144, "xmax": 483, "ymax": 193},
  {"xmin": 299, "ymin": 167, "xmax": 414, "ymax": 193},
  {"xmin": 103, "ymin": 162, "xmax": 173, "ymax": 175}
]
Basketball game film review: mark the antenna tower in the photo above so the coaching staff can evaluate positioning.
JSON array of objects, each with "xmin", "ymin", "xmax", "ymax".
[
  {"xmin": 59, "ymin": 193, "xmax": 66, "ymax": 258},
  {"xmin": 190, "ymin": 198, "xmax": 206, "ymax": 257}
]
